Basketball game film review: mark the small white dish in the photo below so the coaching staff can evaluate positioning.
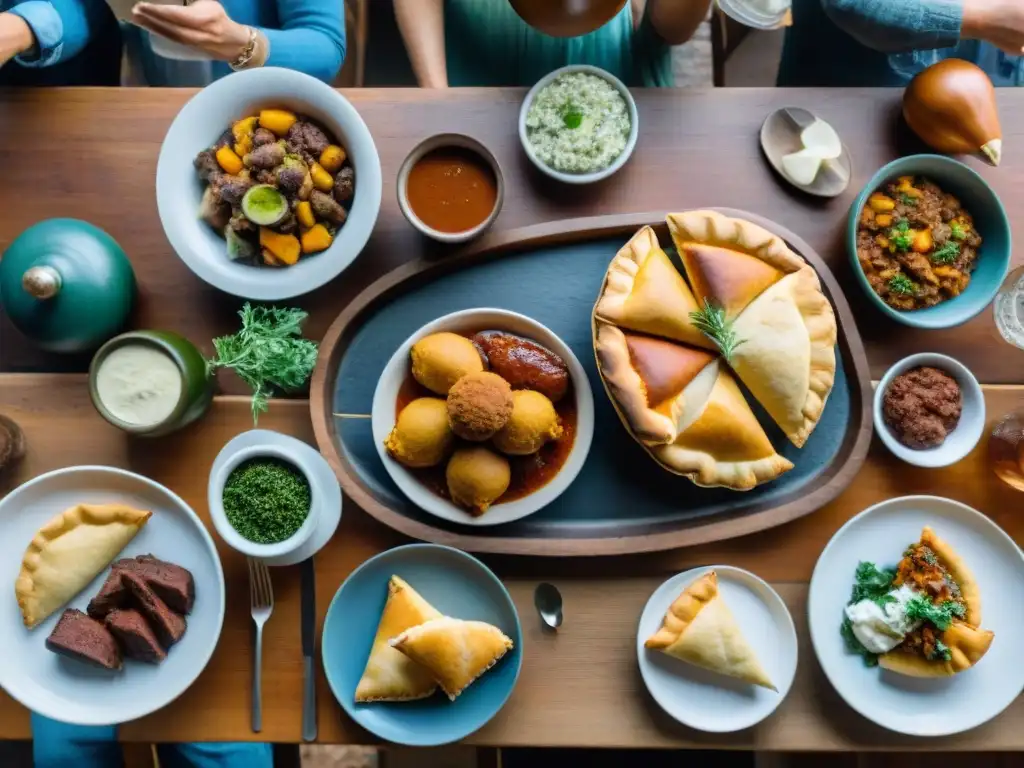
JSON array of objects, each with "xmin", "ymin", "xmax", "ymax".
[
  {"xmin": 208, "ymin": 430, "xmax": 342, "ymax": 564},
  {"xmin": 371, "ymin": 308, "xmax": 595, "ymax": 527},
  {"xmin": 718, "ymin": 0, "xmax": 791, "ymax": 30},
  {"xmin": 760, "ymin": 107, "xmax": 851, "ymax": 198},
  {"xmin": 397, "ymin": 133, "xmax": 504, "ymax": 244},
  {"xmin": 0, "ymin": 466, "xmax": 225, "ymax": 726},
  {"xmin": 636, "ymin": 565, "xmax": 798, "ymax": 733},
  {"xmin": 808, "ymin": 495, "xmax": 1024, "ymax": 737},
  {"xmin": 873, "ymin": 353, "xmax": 985, "ymax": 468},
  {"xmin": 518, "ymin": 64, "xmax": 639, "ymax": 185}
]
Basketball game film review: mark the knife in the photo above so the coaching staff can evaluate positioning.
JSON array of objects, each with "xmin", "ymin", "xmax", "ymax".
[{"xmin": 300, "ymin": 557, "xmax": 317, "ymax": 742}]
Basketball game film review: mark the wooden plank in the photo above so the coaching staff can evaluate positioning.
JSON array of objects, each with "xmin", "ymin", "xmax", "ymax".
[
  {"xmin": 1, "ymin": 375, "xmax": 1024, "ymax": 748},
  {"xmin": 1, "ymin": 88, "xmax": 1023, "ymax": 384}
]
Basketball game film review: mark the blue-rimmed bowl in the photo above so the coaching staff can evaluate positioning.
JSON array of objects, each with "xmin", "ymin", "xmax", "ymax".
[
  {"xmin": 321, "ymin": 544, "xmax": 522, "ymax": 746},
  {"xmin": 847, "ymin": 155, "xmax": 1011, "ymax": 329}
]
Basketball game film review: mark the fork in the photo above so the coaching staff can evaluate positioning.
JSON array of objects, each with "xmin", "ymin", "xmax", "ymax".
[{"xmin": 248, "ymin": 557, "xmax": 274, "ymax": 733}]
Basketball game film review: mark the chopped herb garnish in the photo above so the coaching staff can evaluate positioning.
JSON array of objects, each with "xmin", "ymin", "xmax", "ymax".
[
  {"xmin": 899, "ymin": 193, "xmax": 918, "ymax": 206},
  {"xmin": 562, "ymin": 104, "xmax": 583, "ymax": 129},
  {"xmin": 905, "ymin": 596, "xmax": 965, "ymax": 631},
  {"xmin": 850, "ymin": 561, "xmax": 897, "ymax": 605},
  {"xmin": 931, "ymin": 241, "xmax": 960, "ymax": 265},
  {"xmin": 921, "ymin": 550, "xmax": 938, "ymax": 566},
  {"xmin": 888, "ymin": 273, "xmax": 916, "ymax": 296},
  {"xmin": 222, "ymin": 458, "xmax": 311, "ymax": 544},
  {"xmin": 689, "ymin": 299, "xmax": 745, "ymax": 362},
  {"xmin": 929, "ymin": 639, "xmax": 952, "ymax": 662},
  {"xmin": 841, "ymin": 617, "xmax": 879, "ymax": 666},
  {"xmin": 887, "ymin": 220, "xmax": 913, "ymax": 252},
  {"xmin": 950, "ymin": 222, "xmax": 967, "ymax": 241}
]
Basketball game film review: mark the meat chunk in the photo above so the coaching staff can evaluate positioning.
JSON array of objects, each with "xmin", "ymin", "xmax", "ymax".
[
  {"xmin": 122, "ymin": 572, "xmax": 186, "ymax": 647},
  {"xmin": 286, "ymin": 120, "xmax": 330, "ymax": 163},
  {"xmin": 211, "ymin": 174, "xmax": 253, "ymax": 207},
  {"xmin": 473, "ymin": 331, "xmax": 570, "ymax": 402},
  {"xmin": 310, "ymin": 190, "xmax": 347, "ymax": 225},
  {"xmin": 193, "ymin": 148, "xmax": 222, "ymax": 182},
  {"xmin": 245, "ymin": 142, "xmax": 285, "ymax": 170},
  {"xmin": 199, "ymin": 186, "xmax": 231, "ymax": 231},
  {"xmin": 106, "ymin": 608, "xmax": 166, "ymax": 664},
  {"xmin": 333, "ymin": 166, "xmax": 355, "ymax": 203},
  {"xmin": 46, "ymin": 609, "xmax": 122, "ymax": 670},
  {"xmin": 112, "ymin": 555, "xmax": 196, "ymax": 615},
  {"xmin": 251, "ymin": 127, "xmax": 276, "ymax": 147}
]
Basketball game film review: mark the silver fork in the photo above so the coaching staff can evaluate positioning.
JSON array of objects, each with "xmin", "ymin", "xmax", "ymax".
[{"xmin": 248, "ymin": 557, "xmax": 274, "ymax": 733}]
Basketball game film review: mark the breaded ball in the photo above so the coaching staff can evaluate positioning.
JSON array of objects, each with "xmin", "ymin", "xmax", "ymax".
[
  {"xmin": 446, "ymin": 446, "xmax": 511, "ymax": 515},
  {"xmin": 446, "ymin": 372, "xmax": 514, "ymax": 441},
  {"xmin": 493, "ymin": 390, "xmax": 563, "ymax": 455},
  {"xmin": 410, "ymin": 332, "xmax": 485, "ymax": 395},
  {"xmin": 384, "ymin": 398, "xmax": 454, "ymax": 468}
]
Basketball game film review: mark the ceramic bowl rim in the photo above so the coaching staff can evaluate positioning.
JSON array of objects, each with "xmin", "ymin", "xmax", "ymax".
[
  {"xmin": 872, "ymin": 352, "xmax": 985, "ymax": 468},
  {"xmin": 517, "ymin": 64, "xmax": 639, "ymax": 185},
  {"xmin": 396, "ymin": 133, "xmax": 505, "ymax": 244},
  {"xmin": 846, "ymin": 154, "xmax": 1011, "ymax": 329}
]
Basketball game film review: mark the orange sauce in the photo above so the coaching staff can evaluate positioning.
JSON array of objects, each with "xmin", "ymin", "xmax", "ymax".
[{"xmin": 406, "ymin": 147, "xmax": 498, "ymax": 234}]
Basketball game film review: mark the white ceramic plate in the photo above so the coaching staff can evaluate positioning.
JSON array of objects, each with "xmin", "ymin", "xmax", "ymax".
[
  {"xmin": 0, "ymin": 466, "xmax": 225, "ymax": 726},
  {"xmin": 636, "ymin": 566, "xmax": 798, "ymax": 733},
  {"xmin": 156, "ymin": 67, "xmax": 382, "ymax": 300},
  {"xmin": 372, "ymin": 308, "xmax": 595, "ymax": 527},
  {"xmin": 209, "ymin": 429, "xmax": 342, "ymax": 566},
  {"xmin": 808, "ymin": 495, "xmax": 1024, "ymax": 736}
]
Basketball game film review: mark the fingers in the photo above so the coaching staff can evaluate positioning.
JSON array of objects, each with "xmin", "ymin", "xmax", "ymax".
[
  {"xmin": 131, "ymin": 8, "xmax": 206, "ymax": 45},
  {"xmin": 132, "ymin": 1, "xmax": 219, "ymax": 31}
]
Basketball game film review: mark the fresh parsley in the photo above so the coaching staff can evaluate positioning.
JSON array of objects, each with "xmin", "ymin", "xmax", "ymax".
[
  {"xmin": 562, "ymin": 104, "xmax": 583, "ymax": 130},
  {"xmin": 950, "ymin": 222, "xmax": 967, "ymax": 241},
  {"xmin": 899, "ymin": 193, "xmax": 918, "ymax": 206},
  {"xmin": 921, "ymin": 550, "xmax": 938, "ymax": 566},
  {"xmin": 904, "ymin": 597, "xmax": 965, "ymax": 631},
  {"xmin": 841, "ymin": 617, "xmax": 879, "ymax": 666},
  {"xmin": 888, "ymin": 220, "xmax": 913, "ymax": 252},
  {"xmin": 888, "ymin": 274, "xmax": 916, "ymax": 296},
  {"xmin": 929, "ymin": 639, "xmax": 953, "ymax": 662},
  {"xmin": 850, "ymin": 561, "xmax": 897, "ymax": 605},
  {"xmin": 206, "ymin": 303, "xmax": 319, "ymax": 424},
  {"xmin": 931, "ymin": 240, "xmax": 960, "ymax": 265},
  {"xmin": 689, "ymin": 299, "xmax": 745, "ymax": 363}
]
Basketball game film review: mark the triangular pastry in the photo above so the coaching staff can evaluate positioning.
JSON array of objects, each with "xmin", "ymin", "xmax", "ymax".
[
  {"xmin": 593, "ymin": 226, "xmax": 715, "ymax": 350},
  {"xmin": 390, "ymin": 617, "xmax": 513, "ymax": 701},
  {"xmin": 594, "ymin": 322, "xmax": 718, "ymax": 444},
  {"xmin": 666, "ymin": 210, "xmax": 805, "ymax": 277},
  {"xmin": 16, "ymin": 503, "xmax": 151, "ymax": 628},
  {"xmin": 651, "ymin": 368, "xmax": 792, "ymax": 490},
  {"xmin": 730, "ymin": 268, "xmax": 837, "ymax": 447},
  {"xmin": 355, "ymin": 575, "xmax": 443, "ymax": 702},
  {"xmin": 677, "ymin": 242, "xmax": 782, "ymax": 318},
  {"xmin": 645, "ymin": 571, "xmax": 775, "ymax": 690}
]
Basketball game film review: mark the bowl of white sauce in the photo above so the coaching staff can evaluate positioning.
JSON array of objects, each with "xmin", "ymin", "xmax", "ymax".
[
  {"xmin": 519, "ymin": 65, "xmax": 638, "ymax": 185},
  {"xmin": 89, "ymin": 331, "xmax": 214, "ymax": 437}
]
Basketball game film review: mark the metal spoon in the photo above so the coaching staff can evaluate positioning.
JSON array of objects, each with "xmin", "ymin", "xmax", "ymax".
[{"xmin": 534, "ymin": 582, "xmax": 563, "ymax": 630}]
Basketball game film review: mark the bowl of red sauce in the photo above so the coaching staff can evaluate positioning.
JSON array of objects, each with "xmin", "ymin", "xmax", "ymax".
[{"xmin": 397, "ymin": 134, "xmax": 504, "ymax": 244}]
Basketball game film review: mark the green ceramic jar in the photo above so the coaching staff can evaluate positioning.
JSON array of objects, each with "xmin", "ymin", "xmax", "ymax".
[
  {"xmin": 0, "ymin": 219, "xmax": 135, "ymax": 353},
  {"xmin": 89, "ymin": 331, "xmax": 214, "ymax": 437}
]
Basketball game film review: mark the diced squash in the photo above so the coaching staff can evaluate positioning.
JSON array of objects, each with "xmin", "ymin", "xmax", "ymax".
[
  {"xmin": 934, "ymin": 266, "xmax": 960, "ymax": 279},
  {"xmin": 232, "ymin": 116, "xmax": 258, "ymax": 142},
  {"xmin": 258, "ymin": 109, "xmax": 298, "ymax": 137},
  {"xmin": 234, "ymin": 134, "xmax": 253, "ymax": 159},
  {"xmin": 868, "ymin": 193, "xmax": 895, "ymax": 212},
  {"xmin": 309, "ymin": 162, "xmax": 334, "ymax": 192},
  {"xmin": 875, "ymin": 214, "xmax": 893, "ymax": 227},
  {"xmin": 259, "ymin": 228, "xmax": 301, "ymax": 266},
  {"xmin": 216, "ymin": 145, "xmax": 244, "ymax": 175},
  {"xmin": 319, "ymin": 145, "xmax": 346, "ymax": 173},
  {"xmin": 896, "ymin": 176, "xmax": 921, "ymax": 197},
  {"xmin": 876, "ymin": 235, "xmax": 890, "ymax": 249},
  {"xmin": 261, "ymin": 248, "xmax": 282, "ymax": 267},
  {"xmin": 301, "ymin": 223, "xmax": 333, "ymax": 254},
  {"xmin": 911, "ymin": 228, "xmax": 933, "ymax": 253},
  {"xmin": 295, "ymin": 201, "xmax": 316, "ymax": 229}
]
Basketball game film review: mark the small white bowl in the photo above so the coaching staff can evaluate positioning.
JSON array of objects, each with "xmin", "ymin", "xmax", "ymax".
[
  {"xmin": 397, "ymin": 133, "xmax": 504, "ymax": 244},
  {"xmin": 518, "ymin": 64, "xmax": 639, "ymax": 185},
  {"xmin": 371, "ymin": 308, "xmax": 595, "ymax": 527},
  {"xmin": 208, "ymin": 443, "xmax": 320, "ymax": 559},
  {"xmin": 873, "ymin": 353, "xmax": 985, "ymax": 468}
]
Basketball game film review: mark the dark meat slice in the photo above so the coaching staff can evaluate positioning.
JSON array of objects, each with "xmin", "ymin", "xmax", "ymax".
[
  {"xmin": 46, "ymin": 609, "xmax": 122, "ymax": 670},
  {"xmin": 245, "ymin": 142, "xmax": 285, "ymax": 170},
  {"xmin": 229, "ymin": 210, "xmax": 256, "ymax": 233},
  {"xmin": 106, "ymin": 609, "xmax": 166, "ymax": 664},
  {"xmin": 211, "ymin": 174, "xmax": 254, "ymax": 207},
  {"xmin": 285, "ymin": 120, "xmax": 330, "ymax": 163},
  {"xmin": 123, "ymin": 572, "xmax": 186, "ymax": 647},
  {"xmin": 275, "ymin": 211, "xmax": 298, "ymax": 235},
  {"xmin": 473, "ymin": 331, "xmax": 570, "ymax": 402},
  {"xmin": 310, "ymin": 190, "xmax": 347, "ymax": 225},
  {"xmin": 194, "ymin": 149, "xmax": 222, "ymax": 182},
  {"xmin": 199, "ymin": 187, "xmax": 231, "ymax": 231},
  {"xmin": 252, "ymin": 127, "xmax": 276, "ymax": 147},
  {"xmin": 932, "ymin": 221, "xmax": 951, "ymax": 245},
  {"xmin": 895, "ymin": 250, "xmax": 939, "ymax": 286},
  {"xmin": 114, "ymin": 555, "xmax": 195, "ymax": 615},
  {"xmin": 333, "ymin": 166, "xmax": 355, "ymax": 204},
  {"xmin": 87, "ymin": 571, "xmax": 129, "ymax": 620},
  {"xmin": 214, "ymin": 129, "xmax": 233, "ymax": 150}
]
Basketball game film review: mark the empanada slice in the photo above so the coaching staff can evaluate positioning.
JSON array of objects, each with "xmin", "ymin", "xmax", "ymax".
[
  {"xmin": 355, "ymin": 575, "xmax": 443, "ymax": 702},
  {"xmin": 645, "ymin": 571, "xmax": 775, "ymax": 690},
  {"xmin": 594, "ymin": 226, "xmax": 715, "ymax": 350},
  {"xmin": 651, "ymin": 368, "xmax": 793, "ymax": 490},
  {"xmin": 16, "ymin": 503, "xmax": 152, "ymax": 628},
  {"xmin": 390, "ymin": 617, "xmax": 513, "ymax": 701},
  {"xmin": 666, "ymin": 210, "xmax": 805, "ymax": 276},
  {"xmin": 731, "ymin": 268, "xmax": 837, "ymax": 447},
  {"xmin": 677, "ymin": 242, "xmax": 783, "ymax": 318},
  {"xmin": 595, "ymin": 322, "xmax": 718, "ymax": 445}
]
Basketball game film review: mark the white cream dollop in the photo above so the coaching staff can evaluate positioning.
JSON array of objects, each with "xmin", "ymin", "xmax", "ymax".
[{"xmin": 844, "ymin": 584, "xmax": 921, "ymax": 654}]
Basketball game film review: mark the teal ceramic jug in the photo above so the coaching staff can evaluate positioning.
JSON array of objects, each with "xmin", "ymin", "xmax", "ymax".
[{"xmin": 0, "ymin": 219, "xmax": 135, "ymax": 353}]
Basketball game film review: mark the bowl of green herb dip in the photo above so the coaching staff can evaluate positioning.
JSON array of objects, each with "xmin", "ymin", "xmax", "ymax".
[{"xmin": 209, "ymin": 445, "xmax": 318, "ymax": 558}]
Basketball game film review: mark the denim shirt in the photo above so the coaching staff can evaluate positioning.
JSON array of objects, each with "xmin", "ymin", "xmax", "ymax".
[{"xmin": 779, "ymin": 0, "xmax": 1024, "ymax": 87}]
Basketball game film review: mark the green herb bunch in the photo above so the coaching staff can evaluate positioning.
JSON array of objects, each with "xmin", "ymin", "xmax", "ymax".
[
  {"xmin": 689, "ymin": 299, "xmax": 745, "ymax": 362},
  {"xmin": 888, "ymin": 220, "xmax": 913, "ymax": 252},
  {"xmin": 888, "ymin": 273, "xmax": 916, "ymax": 297},
  {"xmin": 931, "ymin": 240, "xmax": 960, "ymax": 265},
  {"xmin": 207, "ymin": 304, "xmax": 319, "ymax": 424}
]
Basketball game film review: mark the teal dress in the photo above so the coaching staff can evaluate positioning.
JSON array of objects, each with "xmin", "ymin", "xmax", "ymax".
[{"xmin": 444, "ymin": 0, "xmax": 673, "ymax": 87}]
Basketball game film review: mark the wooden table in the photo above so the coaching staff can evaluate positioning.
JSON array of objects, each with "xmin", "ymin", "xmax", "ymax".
[{"xmin": 2, "ymin": 87, "xmax": 1024, "ymax": 750}]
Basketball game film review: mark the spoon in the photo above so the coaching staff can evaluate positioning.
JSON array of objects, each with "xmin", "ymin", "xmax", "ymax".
[{"xmin": 534, "ymin": 582, "xmax": 563, "ymax": 630}]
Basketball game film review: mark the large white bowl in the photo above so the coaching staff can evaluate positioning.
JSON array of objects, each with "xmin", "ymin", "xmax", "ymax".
[
  {"xmin": 156, "ymin": 68, "xmax": 382, "ymax": 300},
  {"xmin": 371, "ymin": 308, "xmax": 595, "ymax": 527}
]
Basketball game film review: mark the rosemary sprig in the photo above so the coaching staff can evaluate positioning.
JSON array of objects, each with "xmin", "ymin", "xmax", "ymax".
[{"xmin": 689, "ymin": 299, "xmax": 745, "ymax": 362}]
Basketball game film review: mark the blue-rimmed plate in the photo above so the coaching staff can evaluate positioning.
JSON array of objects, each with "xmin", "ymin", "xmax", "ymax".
[{"xmin": 321, "ymin": 544, "xmax": 522, "ymax": 746}]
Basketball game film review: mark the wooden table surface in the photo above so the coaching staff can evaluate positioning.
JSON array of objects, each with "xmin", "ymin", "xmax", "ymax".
[{"xmin": 2, "ymin": 87, "xmax": 1024, "ymax": 749}]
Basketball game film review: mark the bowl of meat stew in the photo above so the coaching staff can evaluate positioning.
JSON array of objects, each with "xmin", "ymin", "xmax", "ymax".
[
  {"xmin": 157, "ymin": 68, "xmax": 382, "ymax": 301},
  {"xmin": 847, "ymin": 155, "xmax": 1010, "ymax": 329}
]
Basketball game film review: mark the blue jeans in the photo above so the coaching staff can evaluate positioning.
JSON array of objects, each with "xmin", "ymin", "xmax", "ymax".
[{"xmin": 32, "ymin": 714, "xmax": 273, "ymax": 768}]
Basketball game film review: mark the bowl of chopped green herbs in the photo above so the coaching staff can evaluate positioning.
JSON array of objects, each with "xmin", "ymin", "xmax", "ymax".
[
  {"xmin": 848, "ymin": 154, "xmax": 1010, "ymax": 329},
  {"xmin": 209, "ymin": 444, "xmax": 318, "ymax": 558}
]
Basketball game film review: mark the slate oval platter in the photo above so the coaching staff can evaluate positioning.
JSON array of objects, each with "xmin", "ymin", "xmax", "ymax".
[{"xmin": 310, "ymin": 210, "xmax": 873, "ymax": 556}]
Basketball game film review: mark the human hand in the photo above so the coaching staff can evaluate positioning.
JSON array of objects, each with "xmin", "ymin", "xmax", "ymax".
[
  {"xmin": 0, "ymin": 12, "xmax": 35, "ymax": 66},
  {"xmin": 962, "ymin": 0, "xmax": 1024, "ymax": 55},
  {"xmin": 131, "ymin": 0, "xmax": 251, "ymax": 62}
]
